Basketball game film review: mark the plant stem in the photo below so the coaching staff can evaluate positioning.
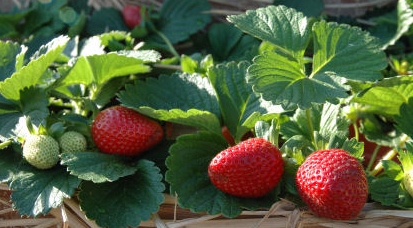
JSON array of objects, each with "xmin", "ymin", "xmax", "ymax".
[
  {"xmin": 306, "ymin": 108, "xmax": 316, "ymax": 149},
  {"xmin": 370, "ymin": 134, "xmax": 410, "ymax": 176},
  {"xmin": 366, "ymin": 145, "xmax": 381, "ymax": 172},
  {"xmin": 152, "ymin": 28, "xmax": 180, "ymax": 59},
  {"xmin": 0, "ymin": 140, "xmax": 12, "ymax": 150}
]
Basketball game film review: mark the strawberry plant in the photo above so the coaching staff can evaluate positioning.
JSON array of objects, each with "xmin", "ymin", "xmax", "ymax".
[{"xmin": 0, "ymin": 0, "xmax": 413, "ymax": 227}]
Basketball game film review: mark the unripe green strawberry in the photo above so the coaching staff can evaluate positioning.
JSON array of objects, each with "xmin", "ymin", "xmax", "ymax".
[
  {"xmin": 59, "ymin": 131, "xmax": 87, "ymax": 153},
  {"xmin": 23, "ymin": 134, "xmax": 60, "ymax": 169},
  {"xmin": 91, "ymin": 106, "xmax": 164, "ymax": 156},
  {"xmin": 208, "ymin": 138, "xmax": 284, "ymax": 198},
  {"xmin": 403, "ymin": 169, "xmax": 413, "ymax": 198},
  {"xmin": 296, "ymin": 149, "xmax": 368, "ymax": 220}
]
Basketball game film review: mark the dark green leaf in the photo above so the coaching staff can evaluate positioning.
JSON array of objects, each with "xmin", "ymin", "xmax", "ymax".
[
  {"xmin": 208, "ymin": 61, "xmax": 282, "ymax": 141},
  {"xmin": 166, "ymin": 131, "xmax": 277, "ymax": 218},
  {"xmin": 60, "ymin": 152, "xmax": 139, "ymax": 183},
  {"xmin": 0, "ymin": 41, "xmax": 25, "ymax": 81},
  {"xmin": 118, "ymin": 73, "xmax": 220, "ymax": 117},
  {"xmin": 368, "ymin": 175, "xmax": 401, "ymax": 207},
  {"xmin": 0, "ymin": 146, "xmax": 22, "ymax": 182},
  {"xmin": 207, "ymin": 23, "xmax": 244, "ymax": 61},
  {"xmin": 156, "ymin": 0, "xmax": 211, "ymax": 44},
  {"xmin": 10, "ymin": 165, "xmax": 81, "ymax": 216},
  {"xmin": 384, "ymin": 0, "xmax": 413, "ymax": 48},
  {"xmin": 78, "ymin": 160, "xmax": 164, "ymax": 228}
]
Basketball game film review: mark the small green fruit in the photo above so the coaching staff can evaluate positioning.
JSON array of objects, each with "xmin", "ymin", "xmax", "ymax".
[
  {"xmin": 403, "ymin": 169, "xmax": 413, "ymax": 198},
  {"xmin": 59, "ymin": 131, "xmax": 87, "ymax": 153},
  {"xmin": 23, "ymin": 135, "xmax": 60, "ymax": 169}
]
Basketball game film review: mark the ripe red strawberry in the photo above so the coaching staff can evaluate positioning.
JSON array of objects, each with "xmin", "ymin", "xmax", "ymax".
[
  {"xmin": 91, "ymin": 106, "xmax": 163, "ymax": 156},
  {"xmin": 122, "ymin": 5, "xmax": 143, "ymax": 29},
  {"xmin": 208, "ymin": 138, "xmax": 284, "ymax": 198},
  {"xmin": 296, "ymin": 149, "xmax": 368, "ymax": 220}
]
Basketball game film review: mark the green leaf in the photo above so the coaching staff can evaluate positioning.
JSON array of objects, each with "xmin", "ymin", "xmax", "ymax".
[
  {"xmin": 156, "ymin": 0, "xmax": 211, "ymax": 44},
  {"xmin": 0, "ymin": 146, "xmax": 22, "ymax": 182},
  {"xmin": 0, "ymin": 87, "xmax": 49, "ymax": 141},
  {"xmin": 248, "ymin": 50, "xmax": 350, "ymax": 110},
  {"xmin": 166, "ymin": 131, "xmax": 277, "ymax": 218},
  {"xmin": 368, "ymin": 175, "xmax": 401, "ymax": 207},
  {"xmin": 0, "ymin": 41, "xmax": 26, "ymax": 81},
  {"xmin": 9, "ymin": 165, "xmax": 81, "ymax": 216},
  {"xmin": 353, "ymin": 76, "xmax": 413, "ymax": 117},
  {"xmin": 60, "ymin": 152, "xmax": 139, "ymax": 183},
  {"xmin": 311, "ymin": 21, "xmax": 387, "ymax": 82},
  {"xmin": 382, "ymin": 160, "xmax": 404, "ymax": 181},
  {"xmin": 60, "ymin": 52, "xmax": 158, "ymax": 87},
  {"xmin": 0, "ymin": 35, "xmax": 70, "ymax": 101},
  {"xmin": 396, "ymin": 98, "xmax": 413, "ymax": 139},
  {"xmin": 231, "ymin": 6, "xmax": 387, "ymax": 110},
  {"xmin": 208, "ymin": 61, "xmax": 281, "ymax": 141},
  {"xmin": 85, "ymin": 7, "xmax": 128, "ymax": 35},
  {"xmin": 207, "ymin": 23, "xmax": 244, "ymax": 61},
  {"xmin": 118, "ymin": 73, "xmax": 220, "ymax": 117},
  {"xmin": 384, "ymin": 0, "xmax": 413, "ymax": 48},
  {"xmin": 78, "ymin": 160, "xmax": 164, "ymax": 228},
  {"xmin": 137, "ymin": 108, "xmax": 221, "ymax": 133},
  {"xmin": 227, "ymin": 5, "xmax": 310, "ymax": 58}
]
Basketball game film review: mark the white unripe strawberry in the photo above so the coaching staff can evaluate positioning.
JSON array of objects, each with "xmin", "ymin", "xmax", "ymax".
[
  {"xmin": 59, "ymin": 131, "xmax": 87, "ymax": 153},
  {"xmin": 23, "ymin": 135, "xmax": 60, "ymax": 169},
  {"xmin": 403, "ymin": 169, "xmax": 413, "ymax": 198}
]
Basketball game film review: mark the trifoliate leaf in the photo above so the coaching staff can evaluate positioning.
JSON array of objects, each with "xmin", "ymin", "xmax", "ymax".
[
  {"xmin": 165, "ymin": 131, "xmax": 277, "ymax": 218},
  {"xmin": 78, "ymin": 159, "xmax": 165, "ymax": 228},
  {"xmin": 118, "ymin": 73, "xmax": 220, "ymax": 117},
  {"xmin": 227, "ymin": 5, "xmax": 310, "ymax": 58},
  {"xmin": 353, "ymin": 76, "xmax": 413, "ymax": 117},
  {"xmin": 60, "ymin": 152, "xmax": 139, "ymax": 183},
  {"xmin": 0, "ymin": 35, "xmax": 70, "ymax": 101},
  {"xmin": 9, "ymin": 165, "xmax": 81, "ymax": 216}
]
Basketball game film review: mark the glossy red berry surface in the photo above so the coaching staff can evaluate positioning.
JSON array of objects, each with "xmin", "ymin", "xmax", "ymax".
[
  {"xmin": 208, "ymin": 138, "xmax": 284, "ymax": 198},
  {"xmin": 91, "ymin": 106, "xmax": 163, "ymax": 156},
  {"xmin": 296, "ymin": 149, "xmax": 368, "ymax": 220}
]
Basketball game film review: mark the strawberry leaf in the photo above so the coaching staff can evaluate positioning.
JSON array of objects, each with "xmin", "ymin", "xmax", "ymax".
[
  {"xmin": 311, "ymin": 21, "xmax": 386, "ymax": 81},
  {"xmin": 78, "ymin": 159, "xmax": 164, "ymax": 228},
  {"xmin": 9, "ymin": 164, "xmax": 81, "ymax": 216},
  {"xmin": 227, "ymin": 5, "xmax": 310, "ymax": 58},
  {"xmin": 395, "ymin": 97, "xmax": 413, "ymax": 139},
  {"xmin": 368, "ymin": 175, "xmax": 401, "ymax": 207},
  {"xmin": 60, "ymin": 152, "xmax": 139, "ymax": 183},
  {"xmin": 166, "ymin": 131, "xmax": 277, "ymax": 218},
  {"xmin": 118, "ymin": 73, "xmax": 220, "ymax": 129},
  {"xmin": 59, "ymin": 51, "xmax": 159, "ymax": 87},
  {"xmin": 229, "ymin": 6, "xmax": 386, "ymax": 110},
  {"xmin": 155, "ymin": 0, "xmax": 211, "ymax": 44},
  {"xmin": 0, "ymin": 35, "xmax": 70, "ymax": 101},
  {"xmin": 0, "ymin": 40, "xmax": 26, "ymax": 81},
  {"xmin": 208, "ymin": 61, "xmax": 282, "ymax": 141},
  {"xmin": 138, "ymin": 108, "xmax": 221, "ymax": 133},
  {"xmin": 352, "ymin": 76, "xmax": 413, "ymax": 117}
]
